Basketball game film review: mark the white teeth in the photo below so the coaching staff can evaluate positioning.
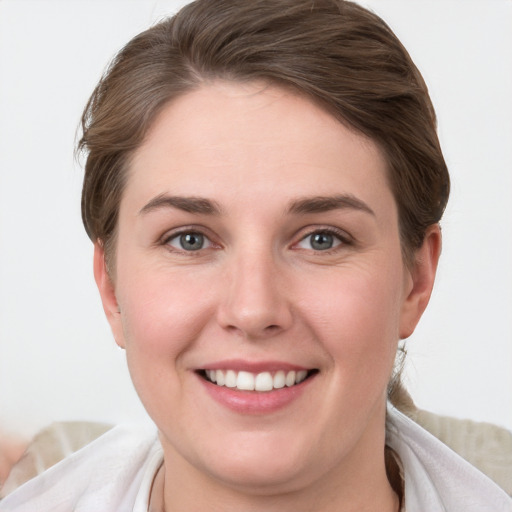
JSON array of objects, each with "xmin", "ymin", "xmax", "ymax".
[
  {"xmin": 273, "ymin": 370, "xmax": 285, "ymax": 389},
  {"xmin": 204, "ymin": 369, "xmax": 311, "ymax": 392},
  {"xmin": 285, "ymin": 370, "xmax": 296, "ymax": 387},
  {"xmin": 236, "ymin": 371, "xmax": 255, "ymax": 390},
  {"xmin": 225, "ymin": 370, "xmax": 237, "ymax": 388},
  {"xmin": 296, "ymin": 370, "xmax": 308, "ymax": 384},
  {"xmin": 215, "ymin": 369, "xmax": 225, "ymax": 386},
  {"xmin": 255, "ymin": 372, "xmax": 273, "ymax": 391}
]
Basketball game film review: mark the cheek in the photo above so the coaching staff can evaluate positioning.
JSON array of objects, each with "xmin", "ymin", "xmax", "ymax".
[
  {"xmin": 114, "ymin": 265, "xmax": 219, "ymax": 422},
  {"xmin": 301, "ymin": 265, "xmax": 404, "ymax": 376},
  {"xmin": 115, "ymin": 264, "xmax": 215, "ymax": 361}
]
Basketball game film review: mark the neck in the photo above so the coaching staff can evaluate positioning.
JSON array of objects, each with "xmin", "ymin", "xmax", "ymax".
[
  {"xmin": 155, "ymin": 422, "xmax": 400, "ymax": 512},
  {"xmin": 157, "ymin": 461, "xmax": 399, "ymax": 512}
]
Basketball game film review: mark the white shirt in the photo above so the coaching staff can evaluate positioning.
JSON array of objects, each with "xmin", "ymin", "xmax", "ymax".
[
  {"xmin": 0, "ymin": 425, "xmax": 163, "ymax": 512},
  {"xmin": 386, "ymin": 405, "xmax": 512, "ymax": 511},
  {"xmin": 1, "ymin": 407, "xmax": 511, "ymax": 511}
]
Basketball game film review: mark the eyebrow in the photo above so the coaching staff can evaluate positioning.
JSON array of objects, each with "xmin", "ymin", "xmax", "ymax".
[
  {"xmin": 139, "ymin": 194, "xmax": 222, "ymax": 216},
  {"xmin": 139, "ymin": 193, "xmax": 374, "ymax": 217},
  {"xmin": 287, "ymin": 195, "xmax": 375, "ymax": 216}
]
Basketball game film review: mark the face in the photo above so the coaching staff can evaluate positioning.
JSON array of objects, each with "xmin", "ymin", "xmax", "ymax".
[{"xmin": 96, "ymin": 82, "xmax": 438, "ymax": 496}]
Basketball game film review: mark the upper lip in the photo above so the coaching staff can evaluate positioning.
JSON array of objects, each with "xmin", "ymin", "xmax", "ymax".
[{"xmin": 199, "ymin": 359, "xmax": 313, "ymax": 373}]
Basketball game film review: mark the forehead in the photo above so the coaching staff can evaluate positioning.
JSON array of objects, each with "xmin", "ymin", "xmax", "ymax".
[{"xmin": 125, "ymin": 81, "xmax": 394, "ymax": 216}]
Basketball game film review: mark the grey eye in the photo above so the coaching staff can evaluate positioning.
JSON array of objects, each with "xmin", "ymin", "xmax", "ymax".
[
  {"xmin": 297, "ymin": 231, "xmax": 342, "ymax": 251},
  {"xmin": 310, "ymin": 233, "xmax": 334, "ymax": 250},
  {"xmin": 168, "ymin": 232, "xmax": 209, "ymax": 251}
]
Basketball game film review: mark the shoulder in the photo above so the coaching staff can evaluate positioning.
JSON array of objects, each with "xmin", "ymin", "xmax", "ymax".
[
  {"xmin": 0, "ymin": 424, "xmax": 161, "ymax": 512},
  {"xmin": 387, "ymin": 405, "xmax": 512, "ymax": 511},
  {"xmin": 414, "ymin": 407, "xmax": 512, "ymax": 494}
]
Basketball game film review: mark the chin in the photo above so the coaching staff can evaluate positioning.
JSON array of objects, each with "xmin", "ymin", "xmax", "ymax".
[
  {"xmin": 209, "ymin": 458, "xmax": 312, "ymax": 495},
  {"xmin": 193, "ymin": 431, "xmax": 324, "ymax": 494}
]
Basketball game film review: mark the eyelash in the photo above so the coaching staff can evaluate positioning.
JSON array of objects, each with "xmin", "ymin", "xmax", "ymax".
[
  {"xmin": 293, "ymin": 227, "xmax": 353, "ymax": 253},
  {"xmin": 161, "ymin": 227, "xmax": 218, "ymax": 254},
  {"xmin": 160, "ymin": 226, "xmax": 352, "ymax": 254}
]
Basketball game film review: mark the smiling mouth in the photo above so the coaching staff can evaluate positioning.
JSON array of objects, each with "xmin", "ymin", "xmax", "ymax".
[{"xmin": 198, "ymin": 369, "xmax": 318, "ymax": 392}]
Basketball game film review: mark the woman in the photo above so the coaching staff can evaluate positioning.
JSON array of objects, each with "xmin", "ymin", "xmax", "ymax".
[{"xmin": 1, "ymin": 0, "xmax": 510, "ymax": 510}]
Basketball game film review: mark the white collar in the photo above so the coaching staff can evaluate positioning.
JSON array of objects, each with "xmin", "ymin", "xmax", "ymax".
[{"xmin": 386, "ymin": 404, "xmax": 512, "ymax": 511}]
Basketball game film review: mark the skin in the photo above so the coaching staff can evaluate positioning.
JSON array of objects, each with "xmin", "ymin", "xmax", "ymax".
[
  {"xmin": 95, "ymin": 81, "xmax": 441, "ymax": 512},
  {"xmin": 0, "ymin": 435, "xmax": 26, "ymax": 486}
]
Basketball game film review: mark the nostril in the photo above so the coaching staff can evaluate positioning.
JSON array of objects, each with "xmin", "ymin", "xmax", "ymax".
[
  {"xmin": 262, "ymin": 324, "xmax": 283, "ymax": 336},
  {"xmin": 224, "ymin": 323, "xmax": 281, "ymax": 334}
]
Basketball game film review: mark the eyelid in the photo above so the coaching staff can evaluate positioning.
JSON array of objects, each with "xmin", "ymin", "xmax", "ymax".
[
  {"xmin": 157, "ymin": 224, "xmax": 353, "ymax": 253},
  {"xmin": 168, "ymin": 232, "xmax": 212, "ymax": 251},
  {"xmin": 159, "ymin": 225, "xmax": 220, "ymax": 252},
  {"xmin": 292, "ymin": 226, "xmax": 353, "ymax": 250}
]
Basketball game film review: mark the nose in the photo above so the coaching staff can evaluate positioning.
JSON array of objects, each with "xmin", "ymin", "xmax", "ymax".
[{"xmin": 216, "ymin": 250, "xmax": 293, "ymax": 340}]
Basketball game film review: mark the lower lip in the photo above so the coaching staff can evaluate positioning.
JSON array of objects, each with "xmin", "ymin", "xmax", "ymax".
[{"xmin": 198, "ymin": 374, "xmax": 315, "ymax": 415}]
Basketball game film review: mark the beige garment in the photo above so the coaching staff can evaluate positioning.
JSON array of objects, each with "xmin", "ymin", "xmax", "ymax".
[
  {"xmin": 413, "ymin": 408, "xmax": 512, "ymax": 495},
  {"xmin": 390, "ymin": 387, "xmax": 512, "ymax": 496},
  {"xmin": 1, "ymin": 402, "xmax": 511, "ymax": 498},
  {"xmin": 0, "ymin": 421, "xmax": 111, "ymax": 498}
]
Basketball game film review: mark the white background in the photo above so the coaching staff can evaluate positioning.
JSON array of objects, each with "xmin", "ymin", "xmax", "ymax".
[{"xmin": 0, "ymin": 0, "xmax": 511, "ymax": 438}]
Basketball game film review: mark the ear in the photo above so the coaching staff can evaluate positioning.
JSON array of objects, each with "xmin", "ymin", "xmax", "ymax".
[
  {"xmin": 93, "ymin": 242, "xmax": 126, "ymax": 349},
  {"xmin": 399, "ymin": 224, "xmax": 442, "ymax": 339}
]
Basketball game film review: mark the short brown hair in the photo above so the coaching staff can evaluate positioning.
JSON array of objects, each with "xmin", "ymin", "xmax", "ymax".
[{"xmin": 78, "ymin": 0, "xmax": 449, "ymax": 266}]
